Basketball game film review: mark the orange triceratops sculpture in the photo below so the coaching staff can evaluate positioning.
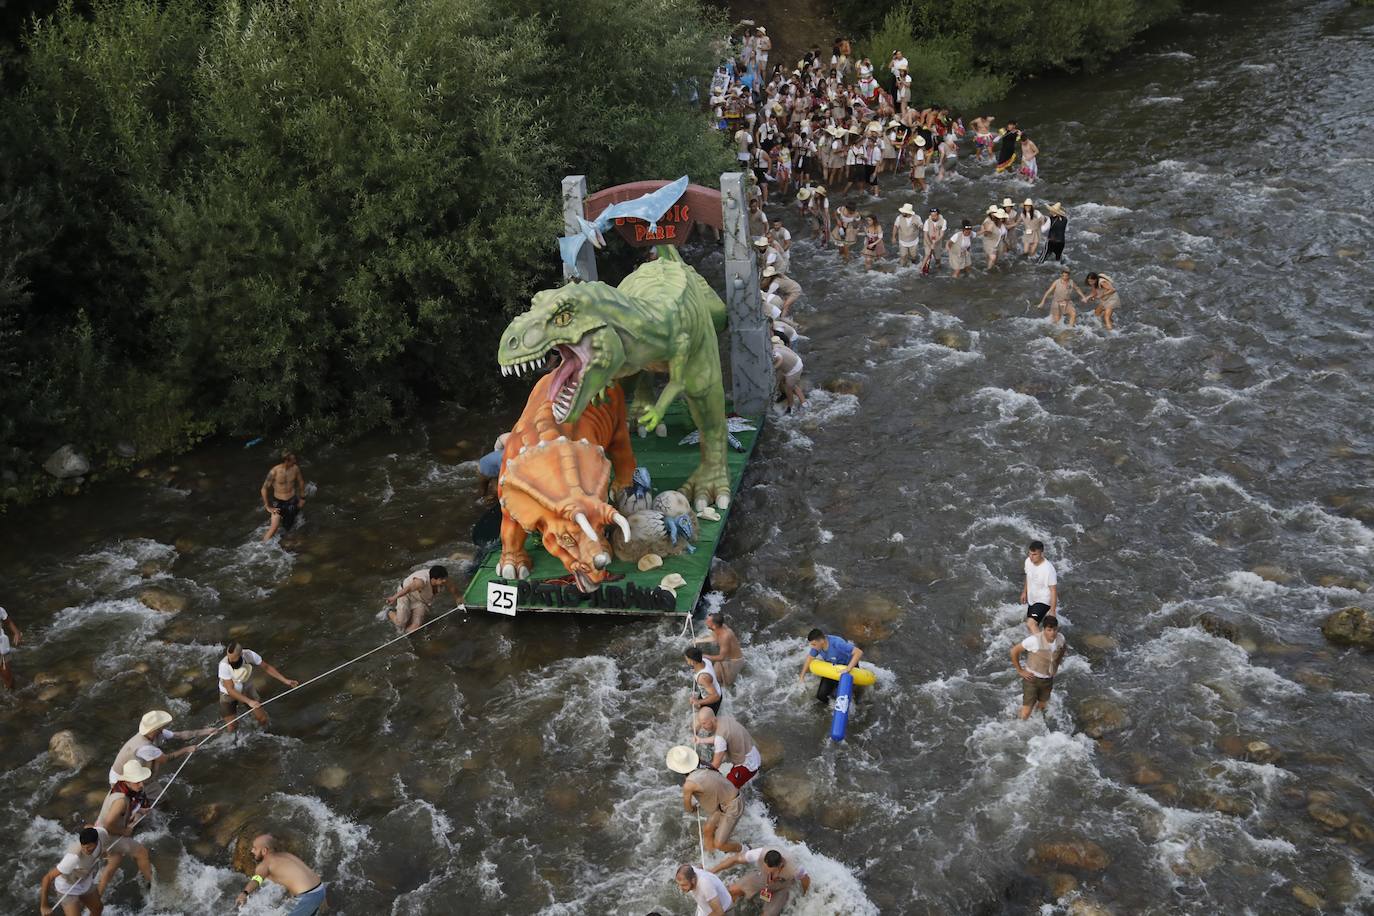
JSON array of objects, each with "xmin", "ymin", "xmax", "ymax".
[{"xmin": 497, "ymin": 374, "xmax": 636, "ymax": 593}]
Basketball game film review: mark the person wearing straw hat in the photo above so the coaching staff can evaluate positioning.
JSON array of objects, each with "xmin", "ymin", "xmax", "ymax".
[
  {"xmin": 999, "ymin": 197, "xmax": 1020, "ymax": 255},
  {"xmin": 675, "ymin": 863, "xmax": 734, "ymax": 915},
  {"xmin": 771, "ymin": 335, "xmax": 805, "ymax": 412},
  {"xmin": 693, "ymin": 707, "xmax": 762, "ymax": 788},
  {"xmin": 1040, "ymin": 202, "xmax": 1069, "ymax": 262},
  {"xmin": 760, "ymin": 266, "xmax": 801, "ymax": 317},
  {"xmin": 0, "ymin": 604, "xmax": 20, "ymax": 690},
  {"xmin": 946, "ymin": 221, "xmax": 975, "ymax": 277},
  {"xmin": 217, "ymin": 640, "xmax": 299, "ymax": 732},
  {"xmin": 907, "ymin": 134, "xmax": 929, "ymax": 192},
  {"xmin": 108, "ymin": 710, "xmax": 215, "ymax": 785},
  {"xmin": 684, "ymin": 646, "xmax": 723, "ymax": 715},
  {"xmin": 980, "ymin": 209, "xmax": 1005, "ymax": 270},
  {"xmin": 94, "ymin": 760, "xmax": 157, "ymax": 896},
  {"xmin": 922, "ymin": 208, "xmax": 947, "ymax": 272},
  {"xmin": 669, "ymin": 747, "xmax": 745, "ymax": 855},
  {"xmin": 755, "ymin": 26, "xmax": 771, "ymax": 76},
  {"xmin": 39, "ymin": 825, "xmax": 106, "ymax": 916},
  {"xmin": 711, "ymin": 845, "xmax": 812, "ymax": 915},
  {"xmin": 893, "ymin": 203, "xmax": 922, "ymax": 267},
  {"xmin": 235, "ymin": 834, "xmax": 327, "ymax": 915}
]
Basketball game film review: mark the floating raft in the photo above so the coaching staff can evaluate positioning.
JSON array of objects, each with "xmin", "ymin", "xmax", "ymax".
[{"xmin": 463, "ymin": 402, "xmax": 761, "ymax": 617}]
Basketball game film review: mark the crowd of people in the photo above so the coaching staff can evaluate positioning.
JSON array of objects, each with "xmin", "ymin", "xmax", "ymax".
[{"xmin": 714, "ymin": 24, "xmax": 1125, "ymax": 416}]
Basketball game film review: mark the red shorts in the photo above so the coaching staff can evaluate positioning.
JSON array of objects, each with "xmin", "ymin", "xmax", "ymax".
[{"xmin": 725, "ymin": 764, "xmax": 757, "ymax": 788}]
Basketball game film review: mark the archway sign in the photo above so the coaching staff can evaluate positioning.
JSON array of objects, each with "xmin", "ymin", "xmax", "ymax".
[{"xmin": 560, "ymin": 173, "xmax": 771, "ymax": 419}]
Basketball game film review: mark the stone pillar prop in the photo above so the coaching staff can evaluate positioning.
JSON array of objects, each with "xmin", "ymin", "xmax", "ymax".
[
  {"xmin": 720, "ymin": 171, "xmax": 770, "ymax": 418},
  {"xmin": 561, "ymin": 174, "xmax": 597, "ymax": 283}
]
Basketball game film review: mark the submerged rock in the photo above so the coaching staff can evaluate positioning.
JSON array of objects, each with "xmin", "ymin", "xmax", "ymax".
[
  {"xmin": 1320, "ymin": 607, "xmax": 1374, "ymax": 649},
  {"xmin": 1033, "ymin": 836, "xmax": 1110, "ymax": 871},
  {"xmin": 1195, "ymin": 612, "xmax": 1238, "ymax": 643},
  {"xmin": 48, "ymin": 730, "xmax": 91, "ymax": 770},
  {"xmin": 760, "ymin": 768, "xmax": 816, "ymax": 819},
  {"xmin": 710, "ymin": 560, "xmax": 741, "ymax": 596},
  {"xmin": 1291, "ymin": 886, "xmax": 1325, "ymax": 911},
  {"xmin": 1045, "ymin": 872, "xmax": 1078, "ymax": 898},
  {"xmin": 1080, "ymin": 634, "xmax": 1119, "ymax": 651},
  {"xmin": 43, "ymin": 445, "xmax": 90, "ymax": 479},
  {"xmin": 1075, "ymin": 697, "xmax": 1128, "ymax": 738},
  {"xmin": 138, "ymin": 587, "xmax": 188, "ymax": 614},
  {"xmin": 822, "ymin": 378, "xmax": 863, "ymax": 396},
  {"xmin": 1307, "ymin": 803, "xmax": 1350, "ymax": 830},
  {"xmin": 314, "ymin": 766, "xmax": 348, "ymax": 790},
  {"xmin": 932, "ymin": 327, "xmax": 972, "ymax": 351}
]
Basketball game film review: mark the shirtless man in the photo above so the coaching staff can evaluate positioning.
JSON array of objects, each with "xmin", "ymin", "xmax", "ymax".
[
  {"xmin": 694, "ymin": 611, "xmax": 744, "ymax": 686},
  {"xmin": 970, "ymin": 115, "xmax": 995, "ymax": 163},
  {"xmin": 0, "ymin": 604, "xmax": 20, "ymax": 690},
  {"xmin": 1038, "ymin": 269, "xmax": 1083, "ymax": 326},
  {"xmin": 260, "ymin": 451, "xmax": 307, "ymax": 542},
  {"xmin": 892, "ymin": 203, "xmax": 922, "ymax": 267},
  {"xmin": 674, "ymin": 753, "xmax": 744, "ymax": 855},
  {"xmin": 385, "ymin": 565, "xmax": 456, "ymax": 634},
  {"xmin": 235, "ymin": 834, "xmax": 327, "ymax": 915}
]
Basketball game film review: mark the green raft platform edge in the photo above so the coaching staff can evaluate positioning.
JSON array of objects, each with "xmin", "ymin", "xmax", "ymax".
[{"xmin": 462, "ymin": 401, "xmax": 762, "ymax": 617}]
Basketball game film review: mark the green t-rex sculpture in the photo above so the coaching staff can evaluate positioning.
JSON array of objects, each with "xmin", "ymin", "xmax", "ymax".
[{"xmin": 497, "ymin": 246, "xmax": 731, "ymax": 510}]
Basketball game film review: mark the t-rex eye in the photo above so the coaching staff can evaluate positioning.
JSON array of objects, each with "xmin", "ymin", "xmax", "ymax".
[{"xmin": 553, "ymin": 308, "xmax": 574, "ymax": 327}]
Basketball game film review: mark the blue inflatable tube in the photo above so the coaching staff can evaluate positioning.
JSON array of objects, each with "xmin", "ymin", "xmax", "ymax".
[{"xmin": 830, "ymin": 672, "xmax": 854, "ymax": 742}]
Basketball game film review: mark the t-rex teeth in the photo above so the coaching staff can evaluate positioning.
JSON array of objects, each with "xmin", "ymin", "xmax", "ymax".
[{"xmin": 501, "ymin": 365, "xmax": 509, "ymax": 377}]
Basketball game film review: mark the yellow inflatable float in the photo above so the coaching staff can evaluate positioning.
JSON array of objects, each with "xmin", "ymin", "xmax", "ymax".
[{"xmin": 807, "ymin": 658, "xmax": 877, "ymax": 687}]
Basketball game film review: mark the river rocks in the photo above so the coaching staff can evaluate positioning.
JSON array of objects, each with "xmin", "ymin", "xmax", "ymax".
[
  {"xmin": 114, "ymin": 441, "xmax": 137, "ymax": 459},
  {"xmin": 932, "ymin": 327, "xmax": 972, "ymax": 351},
  {"xmin": 38, "ymin": 685, "xmax": 66, "ymax": 702},
  {"xmin": 1174, "ymin": 842, "xmax": 1221, "ymax": 877},
  {"xmin": 1320, "ymin": 607, "xmax": 1374, "ymax": 649},
  {"xmin": 755, "ymin": 735, "xmax": 784, "ymax": 770},
  {"xmin": 1046, "ymin": 872, "xmax": 1078, "ymax": 898},
  {"xmin": 138, "ymin": 587, "xmax": 188, "ymax": 614},
  {"xmin": 289, "ymin": 570, "xmax": 314, "ymax": 586},
  {"xmin": 1033, "ymin": 836, "xmax": 1110, "ymax": 871},
  {"xmin": 48, "ymin": 730, "xmax": 91, "ymax": 770},
  {"xmin": 710, "ymin": 560, "xmax": 741, "ymax": 596},
  {"xmin": 1067, "ymin": 901, "xmax": 1113, "ymax": 916},
  {"xmin": 1131, "ymin": 764, "xmax": 1163, "ymax": 785},
  {"xmin": 822, "ymin": 378, "xmax": 863, "ymax": 396},
  {"xmin": 1174, "ymin": 258, "xmax": 1197, "ymax": 271},
  {"xmin": 756, "ymin": 593, "xmax": 790, "ymax": 622},
  {"xmin": 761, "ymin": 768, "xmax": 816, "ymax": 819},
  {"xmin": 1250, "ymin": 564, "xmax": 1292, "ymax": 584},
  {"xmin": 1245, "ymin": 740, "xmax": 1281, "ymax": 764},
  {"xmin": 1307, "ymin": 803, "xmax": 1350, "ymax": 830},
  {"xmin": 1195, "ymin": 612, "xmax": 1239, "ymax": 643},
  {"xmin": 1292, "ymin": 886, "xmax": 1325, "ymax": 911},
  {"xmin": 1080, "ymin": 634, "xmax": 1119, "ymax": 651},
  {"xmin": 43, "ymin": 445, "xmax": 90, "ymax": 479},
  {"xmin": 195, "ymin": 803, "xmax": 224, "ymax": 826},
  {"xmin": 314, "ymin": 766, "xmax": 349, "ymax": 790},
  {"xmin": 1075, "ymin": 697, "xmax": 1128, "ymax": 738},
  {"xmin": 1316, "ymin": 574, "xmax": 1369, "ymax": 592}
]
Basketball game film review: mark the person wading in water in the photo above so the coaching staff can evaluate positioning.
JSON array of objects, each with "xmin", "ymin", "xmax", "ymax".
[{"xmin": 260, "ymin": 450, "xmax": 307, "ymax": 542}]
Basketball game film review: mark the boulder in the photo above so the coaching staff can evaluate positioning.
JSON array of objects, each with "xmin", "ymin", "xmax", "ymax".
[
  {"xmin": 1080, "ymin": 634, "xmax": 1119, "ymax": 651},
  {"xmin": 1195, "ymin": 612, "xmax": 1238, "ymax": 643},
  {"xmin": 43, "ymin": 445, "xmax": 90, "ymax": 479},
  {"xmin": 1292, "ymin": 886, "xmax": 1325, "ymax": 911},
  {"xmin": 932, "ymin": 327, "xmax": 971, "ymax": 351},
  {"xmin": 1046, "ymin": 872, "xmax": 1078, "ymax": 898},
  {"xmin": 1075, "ymin": 697, "xmax": 1128, "ymax": 739},
  {"xmin": 710, "ymin": 560, "xmax": 741, "ymax": 596},
  {"xmin": 1320, "ymin": 607, "xmax": 1374, "ymax": 649},
  {"xmin": 47, "ymin": 730, "xmax": 91, "ymax": 770},
  {"xmin": 818, "ymin": 798, "xmax": 862, "ymax": 830},
  {"xmin": 822, "ymin": 378, "xmax": 863, "ymax": 396},
  {"xmin": 760, "ymin": 768, "xmax": 816, "ymax": 819},
  {"xmin": 138, "ymin": 587, "xmax": 188, "ymax": 614},
  {"xmin": 1033, "ymin": 836, "xmax": 1110, "ymax": 871},
  {"xmin": 1131, "ymin": 765, "xmax": 1163, "ymax": 786},
  {"xmin": 115, "ymin": 441, "xmax": 137, "ymax": 459},
  {"xmin": 1068, "ymin": 901, "xmax": 1113, "ymax": 916},
  {"xmin": 1245, "ymin": 740, "xmax": 1281, "ymax": 765},
  {"xmin": 1250, "ymin": 565, "xmax": 1292, "ymax": 584},
  {"xmin": 314, "ymin": 766, "xmax": 348, "ymax": 790},
  {"xmin": 1315, "ymin": 574, "xmax": 1369, "ymax": 592},
  {"xmin": 1308, "ymin": 803, "xmax": 1350, "ymax": 830}
]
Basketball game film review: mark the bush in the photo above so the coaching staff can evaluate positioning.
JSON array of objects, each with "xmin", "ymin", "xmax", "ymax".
[
  {"xmin": 0, "ymin": 0, "xmax": 733, "ymax": 497},
  {"xmin": 857, "ymin": 5, "xmax": 1009, "ymax": 109}
]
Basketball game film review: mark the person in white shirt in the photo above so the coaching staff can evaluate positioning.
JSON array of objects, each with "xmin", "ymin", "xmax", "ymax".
[
  {"xmin": 0, "ymin": 604, "xmax": 20, "ymax": 690},
  {"xmin": 218, "ymin": 641, "xmax": 299, "ymax": 731},
  {"xmin": 675, "ymin": 863, "xmax": 733, "ymax": 915},
  {"xmin": 922, "ymin": 208, "xmax": 948, "ymax": 271},
  {"xmin": 1011, "ymin": 616, "xmax": 1067, "ymax": 719},
  {"xmin": 1020, "ymin": 540, "xmax": 1059, "ymax": 634},
  {"xmin": 39, "ymin": 826, "xmax": 106, "ymax": 916}
]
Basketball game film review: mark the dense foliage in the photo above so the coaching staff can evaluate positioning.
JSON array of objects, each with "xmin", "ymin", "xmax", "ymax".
[
  {"xmin": 845, "ymin": 0, "xmax": 1181, "ymax": 107},
  {"xmin": 0, "ymin": 0, "xmax": 732, "ymax": 497}
]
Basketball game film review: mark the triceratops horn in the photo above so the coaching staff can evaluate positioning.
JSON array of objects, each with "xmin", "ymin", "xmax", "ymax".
[
  {"xmin": 612, "ymin": 511, "xmax": 632, "ymax": 542},
  {"xmin": 575, "ymin": 512, "xmax": 600, "ymax": 544}
]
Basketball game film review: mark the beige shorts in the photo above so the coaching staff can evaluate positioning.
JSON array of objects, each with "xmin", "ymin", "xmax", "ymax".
[
  {"xmin": 219, "ymin": 681, "xmax": 260, "ymax": 715},
  {"xmin": 393, "ymin": 594, "xmax": 431, "ymax": 630},
  {"xmin": 713, "ymin": 657, "xmax": 744, "ymax": 687},
  {"xmin": 735, "ymin": 872, "xmax": 795, "ymax": 915},
  {"xmin": 1050, "ymin": 300, "xmax": 1076, "ymax": 321},
  {"xmin": 709, "ymin": 796, "xmax": 744, "ymax": 846}
]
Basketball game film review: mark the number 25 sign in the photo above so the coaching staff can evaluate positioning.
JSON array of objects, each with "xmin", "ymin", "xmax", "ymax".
[{"xmin": 486, "ymin": 581, "xmax": 518, "ymax": 616}]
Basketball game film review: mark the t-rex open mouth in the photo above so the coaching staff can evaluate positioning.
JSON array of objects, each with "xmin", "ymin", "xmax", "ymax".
[{"xmin": 547, "ymin": 338, "xmax": 596, "ymax": 422}]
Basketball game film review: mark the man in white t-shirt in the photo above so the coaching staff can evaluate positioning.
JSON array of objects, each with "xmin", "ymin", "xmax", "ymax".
[
  {"xmin": 675, "ymin": 863, "xmax": 733, "ymax": 915},
  {"xmin": 1011, "ymin": 616, "xmax": 1066, "ymax": 719},
  {"xmin": 711, "ymin": 844, "xmax": 812, "ymax": 915},
  {"xmin": 218, "ymin": 640, "xmax": 299, "ymax": 731},
  {"xmin": 1020, "ymin": 539, "xmax": 1058, "ymax": 634},
  {"xmin": 39, "ymin": 825, "xmax": 104, "ymax": 915},
  {"xmin": 0, "ymin": 605, "xmax": 21, "ymax": 690},
  {"xmin": 108, "ymin": 710, "xmax": 214, "ymax": 785}
]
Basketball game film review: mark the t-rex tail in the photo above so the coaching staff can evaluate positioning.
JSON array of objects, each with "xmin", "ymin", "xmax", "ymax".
[{"xmin": 653, "ymin": 245, "xmax": 727, "ymax": 334}]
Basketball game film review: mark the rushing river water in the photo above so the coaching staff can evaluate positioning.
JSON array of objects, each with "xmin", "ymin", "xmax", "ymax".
[{"xmin": 6, "ymin": 1, "xmax": 1374, "ymax": 913}]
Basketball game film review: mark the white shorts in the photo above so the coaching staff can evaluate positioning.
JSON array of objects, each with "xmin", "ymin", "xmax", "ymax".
[{"xmin": 55, "ymin": 873, "xmax": 94, "ymax": 897}]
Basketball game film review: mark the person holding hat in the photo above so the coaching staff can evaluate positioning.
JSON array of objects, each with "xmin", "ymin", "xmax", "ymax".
[
  {"xmin": 0, "ymin": 604, "xmax": 20, "ymax": 690},
  {"xmin": 217, "ymin": 640, "xmax": 299, "ymax": 731},
  {"xmin": 669, "ymin": 748, "xmax": 744, "ymax": 855},
  {"xmin": 1040, "ymin": 202, "xmax": 1069, "ymax": 262},
  {"xmin": 861, "ymin": 213, "xmax": 886, "ymax": 270},
  {"xmin": 674, "ymin": 863, "xmax": 733, "ymax": 916},
  {"xmin": 108, "ymin": 710, "xmax": 215, "ymax": 785},
  {"xmin": 893, "ymin": 203, "xmax": 922, "ymax": 267},
  {"xmin": 711, "ymin": 844, "xmax": 812, "ymax": 915},
  {"xmin": 907, "ymin": 134, "xmax": 929, "ymax": 192},
  {"xmin": 260, "ymin": 449, "xmax": 307, "ymax": 542},
  {"xmin": 922, "ymin": 208, "xmax": 948, "ymax": 272},
  {"xmin": 946, "ymin": 221, "xmax": 975, "ymax": 277},
  {"xmin": 235, "ymin": 833, "xmax": 327, "ymax": 915},
  {"xmin": 771, "ymin": 335, "xmax": 805, "ymax": 411},
  {"xmin": 831, "ymin": 203, "xmax": 858, "ymax": 263},
  {"xmin": 1018, "ymin": 199, "xmax": 1042, "ymax": 256}
]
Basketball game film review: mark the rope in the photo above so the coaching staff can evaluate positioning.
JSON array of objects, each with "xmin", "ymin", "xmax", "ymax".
[
  {"xmin": 696, "ymin": 805, "xmax": 709, "ymax": 870},
  {"xmin": 54, "ymin": 603, "xmax": 468, "ymax": 909}
]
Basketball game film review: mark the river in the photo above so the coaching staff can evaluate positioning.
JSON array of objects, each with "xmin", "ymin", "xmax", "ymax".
[{"xmin": 5, "ymin": 0, "xmax": 1374, "ymax": 912}]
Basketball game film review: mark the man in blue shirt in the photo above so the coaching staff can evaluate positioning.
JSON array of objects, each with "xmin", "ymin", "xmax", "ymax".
[{"xmin": 798, "ymin": 628, "xmax": 863, "ymax": 704}]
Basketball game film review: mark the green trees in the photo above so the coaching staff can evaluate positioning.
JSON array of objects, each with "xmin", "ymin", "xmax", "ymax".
[{"xmin": 0, "ymin": 0, "xmax": 732, "ymax": 497}]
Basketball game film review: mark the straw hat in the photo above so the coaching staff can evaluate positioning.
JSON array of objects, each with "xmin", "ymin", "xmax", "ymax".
[
  {"xmin": 813, "ymin": 186, "xmax": 827, "ymax": 196},
  {"xmin": 887, "ymin": 118, "xmax": 902, "ymax": 128},
  {"xmin": 992, "ymin": 208, "xmax": 1007, "ymax": 219},
  {"xmin": 637, "ymin": 554, "xmax": 663, "ymax": 572},
  {"xmin": 1047, "ymin": 201, "xmax": 1067, "ymax": 216},
  {"xmin": 1023, "ymin": 198, "xmax": 1034, "ymax": 207},
  {"xmin": 140, "ymin": 710, "xmax": 173, "ymax": 734},
  {"xmin": 847, "ymin": 128, "xmax": 861, "ymax": 136},
  {"xmin": 796, "ymin": 188, "xmax": 813, "ymax": 201},
  {"xmin": 1001, "ymin": 197, "xmax": 1014, "ymax": 208},
  {"xmin": 986, "ymin": 205, "xmax": 999, "ymax": 214},
  {"xmin": 771, "ymin": 335, "xmax": 785, "ymax": 347},
  {"xmin": 666, "ymin": 745, "xmax": 699, "ymax": 774},
  {"xmin": 659, "ymin": 573, "xmax": 687, "ymax": 597},
  {"xmin": 117, "ymin": 759, "xmax": 153, "ymax": 783},
  {"xmin": 865, "ymin": 121, "xmax": 881, "ymax": 134},
  {"xmin": 756, "ymin": 26, "xmax": 767, "ymax": 34},
  {"xmin": 898, "ymin": 203, "xmax": 916, "ymax": 216},
  {"xmin": 913, "ymin": 135, "xmax": 926, "ymax": 147},
  {"xmin": 762, "ymin": 266, "xmax": 779, "ymax": 278},
  {"xmin": 752, "ymin": 236, "xmax": 769, "ymax": 248}
]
